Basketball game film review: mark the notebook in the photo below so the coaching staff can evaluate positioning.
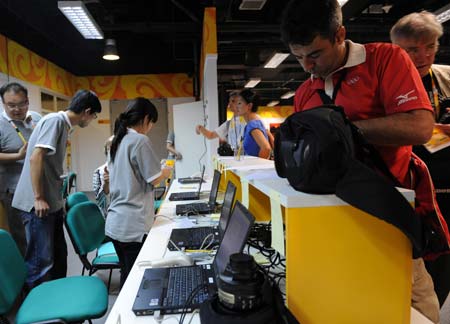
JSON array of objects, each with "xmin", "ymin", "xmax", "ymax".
[
  {"xmin": 178, "ymin": 177, "xmax": 204, "ymax": 184},
  {"xmin": 175, "ymin": 169, "xmax": 221, "ymax": 215},
  {"xmin": 168, "ymin": 166, "xmax": 205, "ymax": 201},
  {"xmin": 132, "ymin": 201, "xmax": 254, "ymax": 315},
  {"xmin": 169, "ymin": 181, "xmax": 237, "ymax": 251}
]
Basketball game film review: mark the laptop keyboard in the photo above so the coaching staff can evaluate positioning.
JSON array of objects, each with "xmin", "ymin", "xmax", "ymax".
[
  {"xmin": 191, "ymin": 227, "xmax": 215, "ymax": 246},
  {"xmin": 164, "ymin": 267, "xmax": 209, "ymax": 307},
  {"xmin": 176, "ymin": 203, "xmax": 211, "ymax": 215},
  {"xmin": 173, "ymin": 192, "xmax": 198, "ymax": 200}
]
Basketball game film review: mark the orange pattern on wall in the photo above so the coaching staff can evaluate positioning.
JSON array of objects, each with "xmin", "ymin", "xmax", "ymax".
[
  {"xmin": 75, "ymin": 74, "xmax": 193, "ymax": 100},
  {"xmin": 227, "ymin": 106, "xmax": 294, "ymax": 120},
  {"xmin": 200, "ymin": 7, "xmax": 217, "ymax": 88},
  {"xmin": 0, "ymin": 35, "xmax": 7, "ymax": 75},
  {"xmin": 2, "ymin": 34, "xmax": 193, "ymax": 99}
]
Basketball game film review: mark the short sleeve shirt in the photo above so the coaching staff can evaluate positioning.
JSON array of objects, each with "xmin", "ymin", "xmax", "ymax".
[
  {"xmin": 166, "ymin": 131, "xmax": 175, "ymax": 159},
  {"xmin": 243, "ymin": 119, "xmax": 268, "ymax": 157},
  {"xmin": 105, "ymin": 130, "xmax": 162, "ymax": 243},
  {"xmin": 0, "ymin": 110, "xmax": 41, "ymax": 193},
  {"xmin": 294, "ymin": 41, "xmax": 432, "ymax": 185},
  {"xmin": 12, "ymin": 111, "xmax": 71, "ymax": 213}
]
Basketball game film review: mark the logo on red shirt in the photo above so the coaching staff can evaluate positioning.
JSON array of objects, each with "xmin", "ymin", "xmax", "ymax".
[{"xmin": 396, "ymin": 90, "xmax": 418, "ymax": 106}]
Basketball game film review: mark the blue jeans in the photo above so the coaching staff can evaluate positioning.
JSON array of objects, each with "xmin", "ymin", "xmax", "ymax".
[{"xmin": 21, "ymin": 209, "xmax": 67, "ymax": 287}]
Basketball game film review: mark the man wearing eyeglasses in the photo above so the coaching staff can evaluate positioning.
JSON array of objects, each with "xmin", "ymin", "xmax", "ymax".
[
  {"xmin": 0, "ymin": 82, "xmax": 41, "ymax": 257},
  {"xmin": 391, "ymin": 10, "xmax": 450, "ymax": 310},
  {"xmin": 12, "ymin": 89, "xmax": 101, "ymax": 288}
]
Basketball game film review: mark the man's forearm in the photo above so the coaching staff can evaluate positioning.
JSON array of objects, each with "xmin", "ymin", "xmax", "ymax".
[
  {"xmin": 353, "ymin": 109, "xmax": 434, "ymax": 146},
  {"xmin": 0, "ymin": 152, "xmax": 23, "ymax": 162},
  {"xmin": 30, "ymin": 149, "xmax": 46, "ymax": 200}
]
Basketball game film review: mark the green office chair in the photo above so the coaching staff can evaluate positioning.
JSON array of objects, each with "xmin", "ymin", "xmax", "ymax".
[
  {"xmin": 0, "ymin": 229, "xmax": 108, "ymax": 324},
  {"xmin": 65, "ymin": 201, "xmax": 120, "ymax": 292},
  {"xmin": 66, "ymin": 191, "xmax": 90, "ymax": 211},
  {"xmin": 61, "ymin": 171, "xmax": 77, "ymax": 200}
]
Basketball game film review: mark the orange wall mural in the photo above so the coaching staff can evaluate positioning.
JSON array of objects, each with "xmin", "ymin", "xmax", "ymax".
[
  {"xmin": 0, "ymin": 35, "xmax": 193, "ymax": 99},
  {"xmin": 200, "ymin": 7, "xmax": 217, "ymax": 87},
  {"xmin": 227, "ymin": 106, "xmax": 294, "ymax": 120}
]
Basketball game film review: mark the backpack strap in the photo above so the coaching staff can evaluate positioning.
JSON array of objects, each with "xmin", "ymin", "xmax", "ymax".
[{"xmin": 317, "ymin": 70, "xmax": 347, "ymax": 104}]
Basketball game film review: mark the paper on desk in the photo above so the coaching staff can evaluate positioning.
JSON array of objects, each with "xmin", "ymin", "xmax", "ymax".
[
  {"xmin": 269, "ymin": 189, "xmax": 285, "ymax": 256},
  {"xmin": 241, "ymin": 179, "xmax": 249, "ymax": 208},
  {"xmin": 209, "ymin": 213, "xmax": 221, "ymax": 220},
  {"xmin": 176, "ymin": 217, "xmax": 196, "ymax": 228}
]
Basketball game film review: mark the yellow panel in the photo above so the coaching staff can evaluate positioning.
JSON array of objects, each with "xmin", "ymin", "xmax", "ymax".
[
  {"xmin": 248, "ymin": 184, "xmax": 271, "ymax": 222},
  {"xmin": 285, "ymin": 205, "xmax": 412, "ymax": 324}
]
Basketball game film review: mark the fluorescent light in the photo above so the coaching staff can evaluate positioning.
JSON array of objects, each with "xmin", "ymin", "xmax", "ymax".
[
  {"xmin": 244, "ymin": 78, "xmax": 261, "ymax": 88},
  {"xmin": 267, "ymin": 100, "xmax": 280, "ymax": 107},
  {"xmin": 58, "ymin": 1, "xmax": 104, "ymax": 39},
  {"xmin": 338, "ymin": 0, "xmax": 348, "ymax": 6},
  {"xmin": 264, "ymin": 53, "xmax": 290, "ymax": 68},
  {"xmin": 435, "ymin": 4, "xmax": 450, "ymax": 23},
  {"xmin": 281, "ymin": 91, "xmax": 296, "ymax": 99}
]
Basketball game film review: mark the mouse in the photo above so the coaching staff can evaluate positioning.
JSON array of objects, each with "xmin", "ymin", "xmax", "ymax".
[{"xmin": 150, "ymin": 253, "xmax": 194, "ymax": 268}]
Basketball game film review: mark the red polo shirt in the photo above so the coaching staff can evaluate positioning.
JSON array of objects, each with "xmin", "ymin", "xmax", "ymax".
[{"xmin": 294, "ymin": 41, "xmax": 433, "ymax": 185}]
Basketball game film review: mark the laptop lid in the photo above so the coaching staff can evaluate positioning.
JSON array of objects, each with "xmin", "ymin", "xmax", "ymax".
[
  {"xmin": 213, "ymin": 200, "xmax": 254, "ymax": 277},
  {"xmin": 218, "ymin": 182, "xmax": 237, "ymax": 236},
  {"xmin": 196, "ymin": 165, "xmax": 206, "ymax": 196},
  {"xmin": 208, "ymin": 170, "xmax": 221, "ymax": 205}
]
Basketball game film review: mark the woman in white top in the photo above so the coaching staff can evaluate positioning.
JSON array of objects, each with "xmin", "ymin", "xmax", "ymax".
[{"xmin": 105, "ymin": 97, "xmax": 171, "ymax": 287}]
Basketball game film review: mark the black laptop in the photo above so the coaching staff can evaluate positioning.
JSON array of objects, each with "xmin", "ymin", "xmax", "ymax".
[
  {"xmin": 168, "ymin": 166, "xmax": 205, "ymax": 201},
  {"xmin": 169, "ymin": 181, "xmax": 237, "ymax": 251},
  {"xmin": 175, "ymin": 169, "xmax": 221, "ymax": 215},
  {"xmin": 178, "ymin": 177, "xmax": 204, "ymax": 184},
  {"xmin": 132, "ymin": 201, "xmax": 254, "ymax": 315}
]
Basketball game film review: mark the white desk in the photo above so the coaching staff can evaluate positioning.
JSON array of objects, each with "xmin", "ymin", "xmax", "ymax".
[{"xmin": 105, "ymin": 168, "xmax": 432, "ymax": 324}]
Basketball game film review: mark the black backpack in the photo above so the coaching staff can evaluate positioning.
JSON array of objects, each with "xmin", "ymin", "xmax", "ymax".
[{"xmin": 274, "ymin": 105, "xmax": 424, "ymax": 257}]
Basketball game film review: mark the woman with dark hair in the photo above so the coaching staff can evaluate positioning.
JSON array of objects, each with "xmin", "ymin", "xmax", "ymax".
[
  {"xmin": 235, "ymin": 89, "xmax": 272, "ymax": 159},
  {"xmin": 105, "ymin": 97, "xmax": 171, "ymax": 287}
]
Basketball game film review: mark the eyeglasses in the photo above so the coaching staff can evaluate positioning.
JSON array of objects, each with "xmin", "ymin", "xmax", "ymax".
[
  {"xmin": 92, "ymin": 112, "xmax": 98, "ymax": 119},
  {"xmin": 5, "ymin": 100, "xmax": 29, "ymax": 109},
  {"xmin": 404, "ymin": 44, "xmax": 438, "ymax": 57}
]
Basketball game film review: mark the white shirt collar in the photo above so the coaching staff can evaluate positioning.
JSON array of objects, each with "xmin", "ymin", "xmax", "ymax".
[
  {"xmin": 58, "ymin": 111, "xmax": 72, "ymax": 129},
  {"xmin": 2, "ymin": 110, "xmax": 34, "ymax": 123},
  {"xmin": 322, "ymin": 40, "xmax": 366, "ymax": 97},
  {"xmin": 127, "ymin": 127, "xmax": 138, "ymax": 134}
]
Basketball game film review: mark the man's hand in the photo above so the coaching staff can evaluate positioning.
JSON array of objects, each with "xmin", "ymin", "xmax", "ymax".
[
  {"xmin": 103, "ymin": 165, "xmax": 110, "ymax": 183},
  {"xmin": 34, "ymin": 198, "xmax": 50, "ymax": 218},
  {"xmin": 195, "ymin": 125, "xmax": 203, "ymax": 135},
  {"xmin": 435, "ymin": 123, "xmax": 450, "ymax": 137},
  {"xmin": 17, "ymin": 143, "xmax": 28, "ymax": 160},
  {"xmin": 175, "ymin": 152, "xmax": 183, "ymax": 160}
]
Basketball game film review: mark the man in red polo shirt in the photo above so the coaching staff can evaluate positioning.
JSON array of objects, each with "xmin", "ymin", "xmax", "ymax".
[{"xmin": 281, "ymin": 0, "xmax": 438, "ymax": 322}]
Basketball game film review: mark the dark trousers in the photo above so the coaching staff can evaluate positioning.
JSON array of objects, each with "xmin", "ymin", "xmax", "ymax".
[
  {"xmin": 425, "ymin": 190, "xmax": 450, "ymax": 306},
  {"xmin": 110, "ymin": 236, "xmax": 146, "ymax": 288},
  {"xmin": 21, "ymin": 208, "xmax": 67, "ymax": 288},
  {"xmin": 0, "ymin": 191, "xmax": 27, "ymax": 256}
]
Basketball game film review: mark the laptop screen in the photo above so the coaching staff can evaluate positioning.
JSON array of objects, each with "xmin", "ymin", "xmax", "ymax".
[
  {"xmin": 196, "ymin": 165, "xmax": 206, "ymax": 196},
  {"xmin": 218, "ymin": 182, "xmax": 237, "ymax": 236},
  {"xmin": 208, "ymin": 170, "xmax": 221, "ymax": 205},
  {"xmin": 214, "ymin": 201, "xmax": 254, "ymax": 276}
]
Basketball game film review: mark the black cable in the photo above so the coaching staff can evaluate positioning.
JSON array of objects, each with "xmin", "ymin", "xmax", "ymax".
[{"xmin": 178, "ymin": 283, "xmax": 208, "ymax": 324}]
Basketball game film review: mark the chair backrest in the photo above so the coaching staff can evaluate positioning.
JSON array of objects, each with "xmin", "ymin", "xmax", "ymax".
[
  {"xmin": 61, "ymin": 171, "xmax": 77, "ymax": 199},
  {"xmin": 66, "ymin": 192, "xmax": 90, "ymax": 211},
  {"xmin": 65, "ymin": 201, "xmax": 106, "ymax": 256},
  {"xmin": 0, "ymin": 230, "xmax": 27, "ymax": 315}
]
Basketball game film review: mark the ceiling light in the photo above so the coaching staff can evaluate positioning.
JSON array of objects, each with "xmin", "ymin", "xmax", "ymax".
[
  {"xmin": 267, "ymin": 101, "xmax": 280, "ymax": 107},
  {"xmin": 239, "ymin": 0, "xmax": 267, "ymax": 11},
  {"xmin": 435, "ymin": 4, "xmax": 450, "ymax": 23},
  {"xmin": 244, "ymin": 78, "xmax": 261, "ymax": 88},
  {"xmin": 281, "ymin": 91, "xmax": 296, "ymax": 99},
  {"xmin": 338, "ymin": 0, "xmax": 349, "ymax": 6},
  {"xmin": 58, "ymin": 1, "xmax": 103, "ymax": 39},
  {"xmin": 103, "ymin": 39, "xmax": 120, "ymax": 61},
  {"xmin": 264, "ymin": 53, "xmax": 290, "ymax": 69}
]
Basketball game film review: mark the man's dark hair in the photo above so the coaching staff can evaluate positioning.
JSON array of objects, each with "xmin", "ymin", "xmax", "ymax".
[
  {"xmin": 281, "ymin": 0, "xmax": 342, "ymax": 46},
  {"xmin": 239, "ymin": 89, "xmax": 260, "ymax": 112},
  {"xmin": 68, "ymin": 89, "xmax": 101, "ymax": 114},
  {"xmin": 0, "ymin": 82, "xmax": 28, "ymax": 102}
]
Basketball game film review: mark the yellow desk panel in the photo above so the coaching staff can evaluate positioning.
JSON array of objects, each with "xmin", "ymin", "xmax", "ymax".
[{"xmin": 285, "ymin": 204, "xmax": 412, "ymax": 324}]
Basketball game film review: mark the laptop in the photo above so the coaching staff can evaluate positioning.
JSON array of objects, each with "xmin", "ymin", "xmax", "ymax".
[
  {"xmin": 169, "ymin": 181, "xmax": 237, "ymax": 251},
  {"xmin": 132, "ymin": 201, "xmax": 254, "ymax": 315},
  {"xmin": 178, "ymin": 177, "xmax": 204, "ymax": 184},
  {"xmin": 168, "ymin": 166, "xmax": 205, "ymax": 201},
  {"xmin": 175, "ymin": 169, "xmax": 221, "ymax": 215}
]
